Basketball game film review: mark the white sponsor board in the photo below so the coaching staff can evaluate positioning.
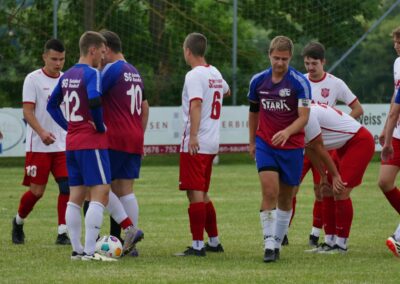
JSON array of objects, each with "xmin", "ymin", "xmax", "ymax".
[{"xmin": 0, "ymin": 104, "xmax": 389, "ymax": 157}]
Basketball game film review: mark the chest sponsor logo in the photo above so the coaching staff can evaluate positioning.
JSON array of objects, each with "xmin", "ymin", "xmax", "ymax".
[
  {"xmin": 321, "ymin": 88, "xmax": 330, "ymax": 98},
  {"xmin": 279, "ymin": 88, "xmax": 291, "ymax": 97},
  {"xmin": 261, "ymin": 98, "xmax": 290, "ymax": 111}
]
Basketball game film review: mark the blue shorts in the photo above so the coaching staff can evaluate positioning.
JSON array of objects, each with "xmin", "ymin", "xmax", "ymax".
[
  {"xmin": 255, "ymin": 136, "xmax": 304, "ymax": 186},
  {"xmin": 66, "ymin": 149, "xmax": 111, "ymax": 186},
  {"xmin": 109, "ymin": 150, "xmax": 141, "ymax": 180}
]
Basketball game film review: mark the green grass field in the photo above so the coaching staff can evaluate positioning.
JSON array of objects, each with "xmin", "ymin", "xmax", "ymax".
[{"xmin": 1, "ymin": 155, "xmax": 399, "ymax": 283}]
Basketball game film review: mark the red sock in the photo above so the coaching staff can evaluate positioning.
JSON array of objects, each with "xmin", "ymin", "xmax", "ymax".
[
  {"xmin": 119, "ymin": 217, "xmax": 133, "ymax": 230},
  {"xmin": 18, "ymin": 190, "xmax": 41, "ymax": 219},
  {"xmin": 57, "ymin": 194, "xmax": 69, "ymax": 225},
  {"xmin": 188, "ymin": 202, "xmax": 206, "ymax": 241},
  {"xmin": 205, "ymin": 201, "xmax": 218, "ymax": 237},
  {"xmin": 384, "ymin": 187, "xmax": 400, "ymax": 214},
  {"xmin": 335, "ymin": 198, "xmax": 353, "ymax": 238},
  {"xmin": 312, "ymin": 200, "xmax": 323, "ymax": 228},
  {"xmin": 322, "ymin": 196, "xmax": 335, "ymax": 235},
  {"xmin": 289, "ymin": 196, "xmax": 296, "ymax": 226}
]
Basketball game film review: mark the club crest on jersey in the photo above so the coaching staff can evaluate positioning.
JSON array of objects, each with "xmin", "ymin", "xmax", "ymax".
[
  {"xmin": 321, "ymin": 88, "xmax": 330, "ymax": 98},
  {"xmin": 279, "ymin": 88, "xmax": 291, "ymax": 97}
]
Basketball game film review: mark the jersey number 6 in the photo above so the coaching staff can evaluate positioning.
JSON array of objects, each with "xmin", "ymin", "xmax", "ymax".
[{"xmin": 210, "ymin": 91, "xmax": 221, "ymax": 120}]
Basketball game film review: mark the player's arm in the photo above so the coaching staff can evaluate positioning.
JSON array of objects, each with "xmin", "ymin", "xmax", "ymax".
[
  {"xmin": 248, "ymin": 100, "xmax": 259, "ymax": 159},
  {"xmin": 382, "ymin": 97, "xmax": 400, "ymax": 161},
  {"xmin": 24, "ymin": 103, "xmax": 56, "ymax": 145},
  {"xmin": 86, "ymin": 69, "xmax": 106, "ymax": 133},
  {"xmin": 189, "ymin": 99, "xmax": 201, "ymax": 155},
  {"xmin": 47, "ymin": 81, "xmax": 68, "ymax": 131},
  {"xmin": 348, "ymin": 99, "xmax": 363, "ymax": 119},
  {"xmin": 380, "ymin": 91, "xmax": 397, "ymax": 146},
  {"xmin": 141, "ymin": 99, "xmax": 149, "ymax": 133},
  {"xmin": 306, "ymin": 135, "xmax": 346, "ymax": 193},
  {"xmin": 272, "ymin": 103, "xmax": 310, "ymax": 147}
]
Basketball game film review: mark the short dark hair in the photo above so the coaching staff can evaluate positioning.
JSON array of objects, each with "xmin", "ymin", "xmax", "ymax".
[
  {"xmin": 79, "ymin": 31, "xmax": 106, "ymax": 56},
  {"xmin": 184, "ymin": 32, "xmax": 207, "ymax": 57},
  {"xmin": 302, "ymin": 42, "xmax": 325, "ymax": 60},
  {"xmin": 392, "ymin": 27, "xmax": 400, "ymax": 39},
  {"xmin": 99, "ymin": 30, "xmax": 122, "ymax": 53},
  {"xmin": 44, "ymin": 39, "xmax": 65, "ymax": 53}
]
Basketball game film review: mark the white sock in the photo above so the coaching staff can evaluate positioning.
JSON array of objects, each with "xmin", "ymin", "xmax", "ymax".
[
  {"xmin": 58, "ymin": 224, "xmax": 67, "ymax": 235},
  {"xmin": 324, "ymin": 234, "xmax": 336, "ymax": 246},
  {"xmin": 15, "ymin": 213, "xmax": 24, "ymax": 225},
  {"xmin": 66, "ymin": 202, "xmax": 83, "ymax": 254},
  {"xmin": 275, "ymin": 208, "xmax": 292, "ymax": 249},
  {"xmin": 208, "ymin": 236, "xmax": 220, "ymax": 247},
  {"xmin": 120, "ymin": 193, "xmax": 139, "ymax": 227},
  {"xmin": 192, "ymin": 240, "xmax": 204, "ymax": 250},
  {"xmin": 84, "ymin": 201, "xmax": 105, "ymax": 256},
  {"xmin": 311, "ymin": 227, "xmax": 321, "ymax": 237},
  {"xmin": 260, "ymin": 209, "xmax": 276, "ymax": 250},
  {"xmin": 394, "ymin": 223, "xmax": 400, "ymax": 241},
  {"xmin": 107, "ymin": 191, "xmax": 128, "ymax": 224},
  {"xmin": 336, "ymin": 237, "xmax": 348, "ymax": 249}
]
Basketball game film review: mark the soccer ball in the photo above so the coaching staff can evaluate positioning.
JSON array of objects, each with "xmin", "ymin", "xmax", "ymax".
[{"xmin": 95, "ymin": 235, "xmax": 123, "ymax": 258}]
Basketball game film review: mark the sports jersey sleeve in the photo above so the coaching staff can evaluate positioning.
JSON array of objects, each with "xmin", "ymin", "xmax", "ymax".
[
  {"xmin": 395, "ymin": 88, "xmax": 400, "ymax": 104},
  {"xmin": 336, "ymin": 78, "xmax": 357, "ymax": 105},
  {"xmin": 101, "ymin": 62, "xmax": 122, "ymax": 94},
  {"xmin": 186, "ymin": 71, "xmax": 204, "ymax": 101},
  {"xmin": 22, "ymin": 74, "xmax": 36, "ymax": 103},
  {"xmin": 222, "ymin": 79, "xmax": 229, "ymax": 95},
  {"xmin": 247, "ymin": 74, "xmax": 261, "ymax": 102},
  {"xmin": 84, "ymin": 67, "xmax": 105, "ymax": 132},
  {"xmin": 304, "ymin": 109, "xmax": 321, "ymax": 143},
  {"xmin": 47, "ymin": 79, "xmax": 68, "ymax": 131},
  {"xmin": 292, "ymin": 70, "xmax": 312, "ymax": 101}
]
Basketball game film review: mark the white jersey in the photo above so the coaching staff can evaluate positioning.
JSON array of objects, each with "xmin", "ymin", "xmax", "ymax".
[
  {"xmin": 393, "ymin": 57, "xmax": 400, "ymax": 139},
  {"xmin": 305, "ymin": 104, "xmax": 361, "ymax": 150},
  {"xmin": 23, "ymin": 68, "xmax": 66, "ymax": 152},
  {"xmin": 180, "ymin": 65, "xmax": 229, "ymax": 154},
  {"xmin": 306, "ymin": 72, "xmax": 357, "ymax": 107}
]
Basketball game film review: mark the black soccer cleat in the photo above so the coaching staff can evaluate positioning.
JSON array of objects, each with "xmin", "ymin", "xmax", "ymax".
[
  {"xmin": 205, "ymin": 243, "xmax": 224, "ymax": 253},
  {"xmin": 55, "ymin": 233, "xmax": 71, "ymax": 245},
  {"xmin": 175, "ymin": 246, "xmax": 206, "ymax": 257},
  {"xmin": 12, "ymin": 217, "xmax": 25, "ymax": 244},
  {"xmin": 309, "ymin": 234, "xmax": 319, "ymax": 247},
  {"xmin": 274, "ymin": 248, "xmax": 280, "ymax": 260},
  {"xmin": 263, "ymin": 249, "xmax": 276, "ymax": 262},
  {"xmin": 281, "ymin": 234, "xmax": 289, "ymax": 246}
]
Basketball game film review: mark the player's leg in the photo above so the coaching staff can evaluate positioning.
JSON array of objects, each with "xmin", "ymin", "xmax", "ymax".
[
  {"xmin": 309, "ymin": 164, "xmax": 323, "ymax": 247},
  {"xmin": 52, "ymin": 152, "xmax": 70, "ymax": 245},
  {"xmin": 12, "ymin": 152, "xmax": 50, "ymax": 244},
  {"xmin": 386, "ymin": 223, "xmax": 400, "ymax": 257},
  {"xmin": 378, "ymin": 164, "xmax": 400, "ymax": 214}
]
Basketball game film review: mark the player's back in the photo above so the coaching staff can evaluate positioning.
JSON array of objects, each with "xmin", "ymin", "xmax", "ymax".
[
  {"xmin": 181, "ymin": 65, "xmax": 229, "ymax": 154},
  {"xmin": 102, "ymin": 60, "xmax": 144, "ymax": 154},
  {"xmin": 59, "ymin": 64, "xmax": 107, "ymax": 150}
]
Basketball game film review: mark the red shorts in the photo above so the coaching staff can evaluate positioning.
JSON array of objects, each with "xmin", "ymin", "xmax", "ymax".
[
  {"xmin": 301, "ymin": 150, "xmax": 338, "ymax": 185},
  {"xmin": 381, "ymin": 137, "xmax": 400, "ymax": 167},
  {"xmin": 179, "ymin": 152, "xmax": 216, "ymax": 192},
  {"xmin": 336, "ymin": 127, "xmax": 375, "ymax": 188},
  {"xmin": 22, "ymin": 152, "xmax": 68, "ymax": 186}
]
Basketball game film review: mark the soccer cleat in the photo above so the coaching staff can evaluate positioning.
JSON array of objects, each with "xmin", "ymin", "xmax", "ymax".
[
  {"xmin": 174, "ymin": 246, "xmax": 206, "ymax": 257},
  {"xmin": 305, "ymin": 242, "xmax": 334, "ymax": 253},
  {"xmin": 129, "ymin": 247, "xmax": 139, "ymax": 257},
  {"xmin": 12, "ymin": 217, "xmax": 25, "ymax": 244},
  {"xmin": 205, "ymin": 243, "xmax": 224, "ymax": 253},
  {"xmin": 55, "ymin": 233, "xmax": 71, "ymax": 245},
  {"xmin": 309, "ymin": 234, "xmax": 319, "ymax": 247},
  {"xmin": 274, "ymin": 248, "xmax": 280, "ymax": 260},
  {"xmin": 281, "ymin": 234, "xmax": 289, "ymax": 246},
  {"xmin": 326, "ymin": 244, "xmax": 348, "ymax": 254},
  {"xmin": 122, "ymin": 227, "xmax": 144, "ymax": 255},
  {"xmin": 71, "ymin": 251, "xmax": 84, "ymax": 260},
  {"xmin": 81, "ymin": 253, "xmax": 118, "ymax": 262},
  {"xmin": 386, "ymin": 236, "xmax": 400, "ymax": 257},
  {"xmin": 263, "ymin": 249, "xmax": 277, "ymax": 263}
]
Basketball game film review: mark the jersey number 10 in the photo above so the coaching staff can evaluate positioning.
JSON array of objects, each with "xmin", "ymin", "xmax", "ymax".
[{"xmin": 127, "ymin": 84, "xmax": 143, "ymax": 115}]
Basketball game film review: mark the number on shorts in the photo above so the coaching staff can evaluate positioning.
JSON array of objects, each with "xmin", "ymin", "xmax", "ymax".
[{"xmin": 26, "ymin": 165, "xmax": 37, "ymax": 177}]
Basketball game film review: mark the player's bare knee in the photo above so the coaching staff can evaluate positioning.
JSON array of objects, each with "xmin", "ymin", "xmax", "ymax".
[{"xmin": 378, "ymin": 179, "xmax": 394, "ymax": 192}]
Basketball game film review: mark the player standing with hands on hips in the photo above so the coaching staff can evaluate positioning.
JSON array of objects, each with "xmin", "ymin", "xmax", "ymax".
[
  {"xmin": 175, "ymin": 32, "xmax": 230, "ymax": 257},
  {"xmin": 247, "ymin": 36, "xmax": 311, "ymax": 263}
]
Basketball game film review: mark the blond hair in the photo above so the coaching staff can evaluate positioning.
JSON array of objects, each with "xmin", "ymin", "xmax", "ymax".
[{"xmin": 269, "ymin": 36, "xmax": 294, "ymax": 55}]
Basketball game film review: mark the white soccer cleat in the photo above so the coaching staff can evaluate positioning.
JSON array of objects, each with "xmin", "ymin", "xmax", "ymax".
[
  {"xmin": 304, "ymin": 242, "xmax": 334, "ymax": 253},
  {"xmin": 81, "ymin": 253, "xmax": 118, "ymax": 262},
  {"xmin": 386, "ymin": 236, "xmax": 400, "ymax": 257}
]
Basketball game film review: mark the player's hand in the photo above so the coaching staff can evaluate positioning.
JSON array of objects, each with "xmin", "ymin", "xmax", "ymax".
[
  {"xmin": 40, "ymin": 131, "xmax": 56, "ymax": 145},
  {"xmin": 378, "ymin": 130, "xmax": 385, "ymax": 147},
  {"xmin": 381, "ymin": 145, "xmax": 394, "ymax": 162},
  {"xmin": 332, "ymin": 175, "xmax": 347, "ymax": 194},
  {"xmin": 189, "ymin": 135, "xmax": 199, "ymax": 155},
  {"xmin": 271, "ymin": 130, "xmax": 290, "ymax": 147},
  {"xmin": 249, "ymin": 142, "xmax": 256, "ymax": 159}
]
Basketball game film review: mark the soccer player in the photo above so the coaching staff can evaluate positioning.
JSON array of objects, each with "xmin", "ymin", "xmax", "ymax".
[
  {"xmin": 47, "ymin": 31, "xmax": 115, "ymax": 261},
  {"xmin": 379, "ymin": 27, "xmax": 400, "ymax": 258},
  {"xmin": 11, "ymin": 39, "xmax": 70, "ymax": 245},
  {"xmin": 100, "ymin": 30, "xmax": 147, "ymax": 254},
  {"xmin": 175, "ymin": 32, "xmax": 230, "ymax": 257},
  {"xmin": 305, "ymin": 103, "xmax": 374, "ymax": 253},
  {"xmin": 248, "ymin": 35, "xmax": 311, "ymax": 262},
  {"xmin": 293, "ymin": 41, "xmax": 364, "ymax": 247}
]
